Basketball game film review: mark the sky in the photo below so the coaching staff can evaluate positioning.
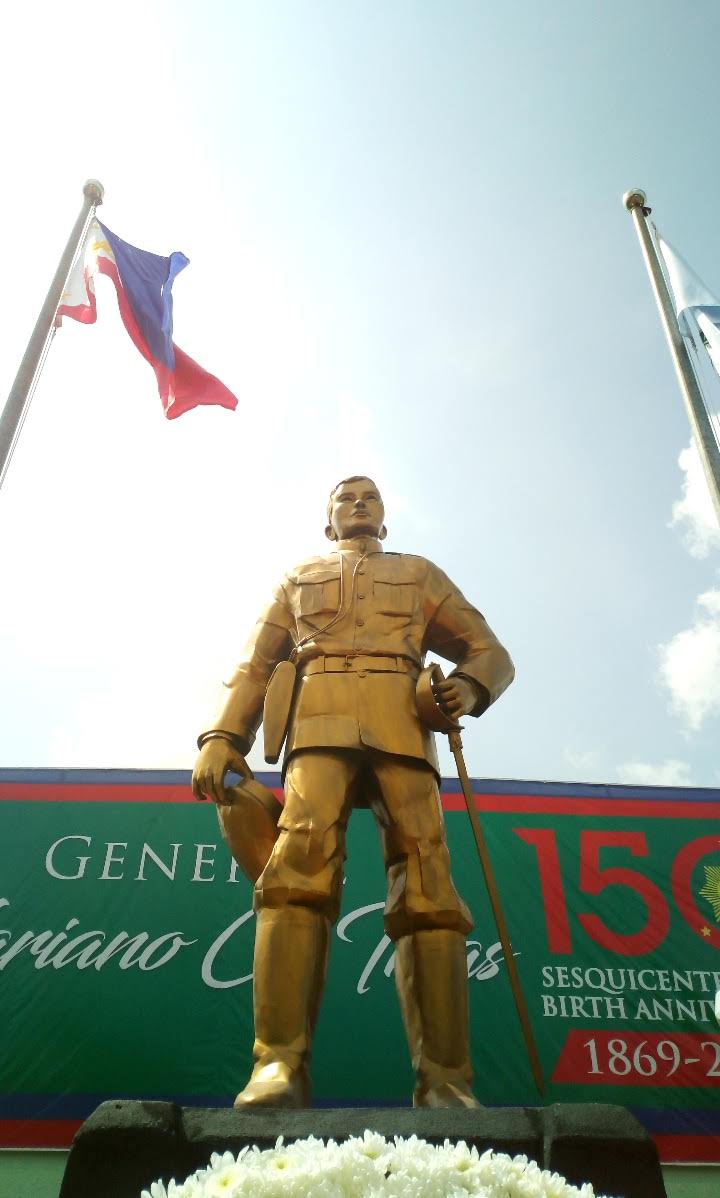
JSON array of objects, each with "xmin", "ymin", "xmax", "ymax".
[{"xmin": 1, "ymin": 0, "xmax": 720, "ymax": 788}]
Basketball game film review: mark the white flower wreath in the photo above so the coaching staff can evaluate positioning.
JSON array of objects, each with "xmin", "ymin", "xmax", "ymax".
[{"xmin": 141, "ymin": 1132, "xmax": 612, "ymax": 1197}]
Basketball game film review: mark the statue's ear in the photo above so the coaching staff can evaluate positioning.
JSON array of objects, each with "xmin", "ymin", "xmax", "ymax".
[
  {"xmin": 325, "ymin": 524, "xmax": 337, "ymax": 541},
  {"xmin": 379, "ymin": 524, "xmax": 388, "ymax": 541}
]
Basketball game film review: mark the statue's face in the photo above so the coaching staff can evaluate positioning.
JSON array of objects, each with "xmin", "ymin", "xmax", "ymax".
[{"xmin": 329, "ymin": 478, "xmax": 385, "ymax": 540}]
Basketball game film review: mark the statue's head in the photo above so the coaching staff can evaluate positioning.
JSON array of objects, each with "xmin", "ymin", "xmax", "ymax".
[{"xmin": 325, "ymin": 475, "xmax": 387, "ymax": 542}]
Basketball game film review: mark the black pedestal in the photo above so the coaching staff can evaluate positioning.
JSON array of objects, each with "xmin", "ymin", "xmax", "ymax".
[{"xmin": 58, "ymin": 1101, "xmax": 666, "ymax": 1198}]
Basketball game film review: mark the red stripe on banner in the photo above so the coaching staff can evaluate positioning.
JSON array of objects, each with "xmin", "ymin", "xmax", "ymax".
[
  {"xmin": 0, "ymin": 783, "xmax": 286, "ymax": 804},
  {"xmin": 655, "ymin": 1134, "xmax": 720, "ymax": 1163},
  {"xmin": 2, "ymin": 784, "xmax": 719, "ymax": 815},
  {"xmin": 1, "ymin": 1120, "xmax": 717, "ymax": 1160},
  {"xmin": 0, "ymin": 1119, "xmax": 81, "ymax": 1148},
  {"xmin": 440, "ymin": 793, "xmax": 720, "ymax": 818},
  {"xmin": 0, "ymin": 783, "xmax": 195, "ymax": 803}
]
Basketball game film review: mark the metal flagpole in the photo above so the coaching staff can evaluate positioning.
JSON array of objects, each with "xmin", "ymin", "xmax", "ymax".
[
  {"xmin": 624, "ymin": 187, "xmax": 720, "ymax": 526},
  {"xmin": 0, "ymin": 179, "xmax": 104, "ymax": 493}
]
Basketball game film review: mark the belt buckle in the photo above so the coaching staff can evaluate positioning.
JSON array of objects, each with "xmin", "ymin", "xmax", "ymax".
[{"xmin": 343, "ymin": 653, "xmax": 359, "ymax": 671}]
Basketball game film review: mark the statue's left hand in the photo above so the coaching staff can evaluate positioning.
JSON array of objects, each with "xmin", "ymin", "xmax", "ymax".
[{"xmin": 433, "ymin": 676, "xmax": 477, "ymax": 721}]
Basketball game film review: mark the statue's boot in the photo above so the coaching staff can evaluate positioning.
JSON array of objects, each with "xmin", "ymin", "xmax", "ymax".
[
  {"xmin": 234, "ymin": 906, "xmax": 329, "ymax": 1108},
  {"xmin": 395, "ymin": 928, "xmax": 481, "ymax": 1108}
]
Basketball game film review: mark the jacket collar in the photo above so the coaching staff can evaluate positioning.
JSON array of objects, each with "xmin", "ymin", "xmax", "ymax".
[{"xmin": 334, "ymin": 536, "xmax": 384, "ymax": 555}]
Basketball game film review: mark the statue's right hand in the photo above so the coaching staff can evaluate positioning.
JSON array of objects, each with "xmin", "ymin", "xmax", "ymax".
[{"xmin": 191, "ymin": 738, "xmax": 252, "ymax": 807}]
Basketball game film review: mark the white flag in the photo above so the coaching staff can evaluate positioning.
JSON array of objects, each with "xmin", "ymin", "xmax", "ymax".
[{"xmin": 656, "ymin": 231, "xmax": 720, "ymax": 376}]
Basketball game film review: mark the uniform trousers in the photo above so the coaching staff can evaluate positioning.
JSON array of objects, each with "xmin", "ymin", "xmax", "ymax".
[{"xmin": 254, "ymin": 747, "xmax": 473, "ymax": 940}]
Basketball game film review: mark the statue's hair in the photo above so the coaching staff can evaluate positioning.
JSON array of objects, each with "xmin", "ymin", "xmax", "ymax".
[{"xmin": 326, "ymin": 475, "xmax": 381, "ymax": 522}]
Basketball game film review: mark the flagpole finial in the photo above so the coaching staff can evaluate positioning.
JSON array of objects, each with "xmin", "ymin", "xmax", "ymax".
[
  {"xmin": 83, "ymin": 179, "xmax": 104, "ymax": 206},
  {"xmin": 623, "ymin": 188, "xmax": 647, "ymax": 211}
]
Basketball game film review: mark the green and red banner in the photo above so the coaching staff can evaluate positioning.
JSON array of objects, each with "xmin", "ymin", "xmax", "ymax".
[{"xmin": 1, "ymin": 768, "xmax": 719, "ymax": 1162}]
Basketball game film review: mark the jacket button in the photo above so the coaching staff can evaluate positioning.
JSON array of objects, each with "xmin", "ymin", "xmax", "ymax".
[
  {"xmin": 358, "ymin": 671, "xmax": 366, "ymax": 678},
  {"xmin": 356, "ymin": 618, "xmax": 364, "ymax": 626}
]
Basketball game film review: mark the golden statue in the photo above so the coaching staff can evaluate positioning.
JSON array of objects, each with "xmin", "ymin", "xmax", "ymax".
[{"xmin": 192, "ymin": 476, "xmax": 514, "ymax": 1109}]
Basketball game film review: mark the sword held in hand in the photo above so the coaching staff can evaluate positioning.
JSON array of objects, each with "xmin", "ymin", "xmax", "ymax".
[{"xmin": 416, "ymin": 662, "xmax": 545, "ymax": 1096}]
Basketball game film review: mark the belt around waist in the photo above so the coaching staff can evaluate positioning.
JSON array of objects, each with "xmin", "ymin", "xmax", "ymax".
[{"xmin": 301, "ymin": 655, "xmax": 419, "ymax": 676}]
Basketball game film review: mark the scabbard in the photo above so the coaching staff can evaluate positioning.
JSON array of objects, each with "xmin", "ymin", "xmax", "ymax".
[{"xmin": 263, "ymin": 660, "xmax": 297, "ymax": 764}]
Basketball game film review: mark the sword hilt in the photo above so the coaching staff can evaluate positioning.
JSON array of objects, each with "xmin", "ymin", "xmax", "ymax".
[{"xmin": 416, "ymin": 663, "xmax": 462, "ymax": 733}]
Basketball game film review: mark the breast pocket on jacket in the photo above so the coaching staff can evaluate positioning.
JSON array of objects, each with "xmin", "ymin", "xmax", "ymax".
[
  {"xmin": 294, "ymin": 569, "xmax": 341, "ymax": 620},
  {"xmin": 372, "ymin": 565, "xmax": 416, "ymax": 617}
]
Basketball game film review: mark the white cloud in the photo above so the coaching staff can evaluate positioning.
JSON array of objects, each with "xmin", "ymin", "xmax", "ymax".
[
  {"xmin": 563, "ymin": 748, "xmax": 600, "ymax": 773},
  {"xmin": 658, "ymin": 590, "xmax": 720, "ymax": 729},
  {"xmin": 617, "ymin": 758, "xmax": 692, "ymax": 786},
  {"xmin": 669, "ymin": 437, "xmax": 720, "ymax": 558}
]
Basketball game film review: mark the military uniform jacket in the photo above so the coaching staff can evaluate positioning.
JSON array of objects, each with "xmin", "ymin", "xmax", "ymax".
[{"xmin": 208, "ymin": 536, "xmax": 514, "ymax": 776}]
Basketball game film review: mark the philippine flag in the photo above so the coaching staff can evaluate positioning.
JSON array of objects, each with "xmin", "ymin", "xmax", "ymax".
[{"xmin": 56, "ymin": 219, "xmax": 237, "ymax": 419}]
